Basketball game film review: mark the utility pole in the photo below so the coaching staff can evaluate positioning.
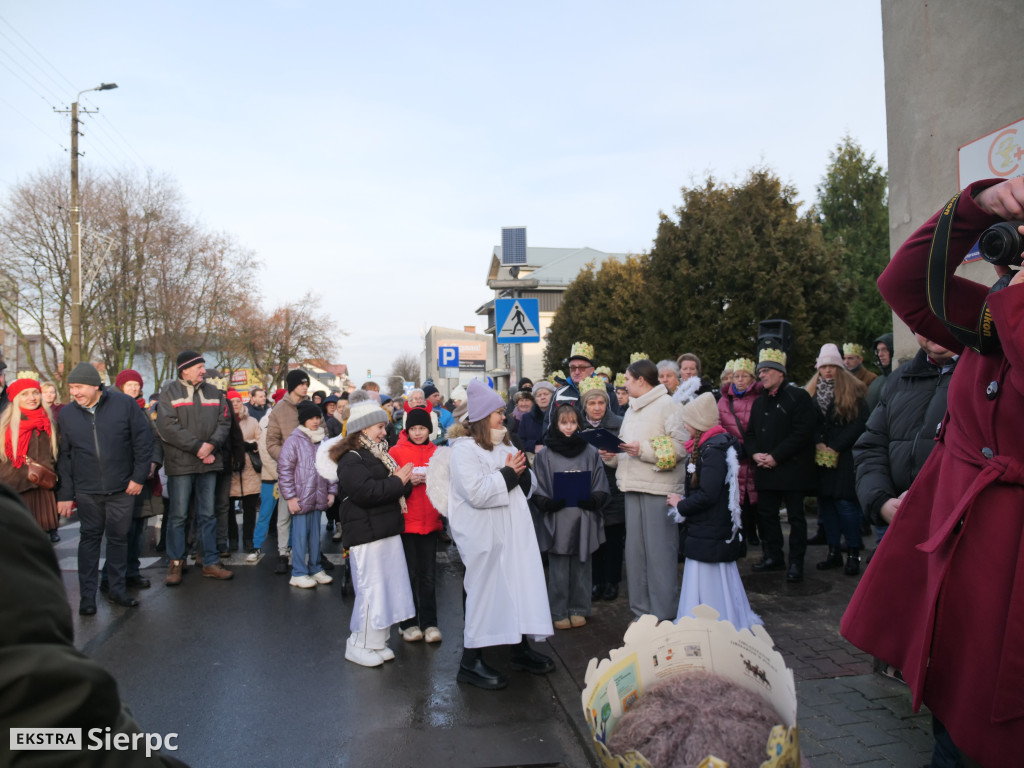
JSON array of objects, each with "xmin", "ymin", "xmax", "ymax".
[{"xmin": 61, "ymin": 82, "xmax": 118, "ymax": 368}]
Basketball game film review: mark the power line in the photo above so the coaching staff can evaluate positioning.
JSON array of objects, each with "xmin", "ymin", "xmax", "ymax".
[
  {"xmin": 0, "ymin": 93, "xmax": 67, "ymax": 151},
  {"xmin": 0, "ymin": 55, "xmax": 63, "ymax": 109},
  {"xmin": 78, "ymin": 112, "xmax": 139, "ymax": 170},
  {"xmin": 92, "ymin": 110, "xmax": 149, "ymax": 168},
  {"xmin": 0, "ymin": 13, "xmax": 77, "ymax": 98}
]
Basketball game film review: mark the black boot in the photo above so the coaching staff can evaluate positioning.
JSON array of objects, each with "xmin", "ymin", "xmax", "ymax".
[
  {"xmin": 457, "ymin": 648, "xmax": 507, "ymax": 690},
  {"xmin": 786, "ymin": 560, "xmax": 804, "ymax": 583},
  {"xmin": 844, "ymin": 548, "xmax": 862, "ymax": 576},
  {"xmin": 592, "ymin": 583, "xmax": 604, "ymax": 601},
  {"xmin": 816, "ymin": 548, "xmax": 844, "ymax": 570},
  {"xmin": 510, "ymin": 638, "xmax": 555, "ymax": 675},
  {"xmin": 752, "ymin": 555, "xmax": 786, "ymax": 572},
  {"xmin": 807, "ymin": 528, "xmax": 827, "ymax": 546}
]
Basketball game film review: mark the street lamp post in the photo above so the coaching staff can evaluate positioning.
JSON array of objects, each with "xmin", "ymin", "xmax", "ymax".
[{"xmin": 69, "ymin": 82, "xmax": 117, "ymax": 368}]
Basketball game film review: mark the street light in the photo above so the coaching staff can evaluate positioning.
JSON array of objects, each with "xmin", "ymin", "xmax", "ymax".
[{"xmin": 69, "ymin": 82, "xmax": 118, "ymax": 368}]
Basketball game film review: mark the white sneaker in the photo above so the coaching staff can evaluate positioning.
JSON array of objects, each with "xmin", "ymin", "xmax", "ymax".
[
  {"xmin": 377, "ymin": 644, "xmax": 396, "ymax": 662},
  {"xmin": 245, "ymin": 549, "xmax": 261, "ymax": 563},
  {"xmin": 401, "ymin": 626, "xmax": 424, "ymax": 642},
  {"xmin": 345, "ymin": 639, "xmax": 383, "ymax": 668},
  {"xmin": 331, "ymin": 528, "xmax": 343, "ymax": 542},
  {"xmin": 423, "ymin": 626, "xmax": 442, "ymax": 643},
  {"xmin": 288, "ymin": 574, "xmax": 316, "ymax": 589},
  {"xmin": 311, "ymin": 570, "xmax": 333, "ymax": 585}
]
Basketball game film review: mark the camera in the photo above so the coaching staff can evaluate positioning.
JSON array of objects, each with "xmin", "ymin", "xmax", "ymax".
[{"xmin": 978, "ymin": 221, "xmax": 1024, "ymax": 267}]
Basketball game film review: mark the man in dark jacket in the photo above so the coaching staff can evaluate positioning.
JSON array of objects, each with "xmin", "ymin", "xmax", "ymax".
[
  {"xmin": 865, "ymin": 332, "xmax": 895, "ymax": 411},
  {"xmin": 57, "ymin": 362, "xmax": 153, "ymax": 614},
  {"xmin": 854, "ymin": 334, "xmax": 957, "ymax": 541},
  {"xmin": 156, "ymin": 351, "xmax": 233, "ymax": 585},
  {"xmin": 744, "ymin": 348, "xmax": 817, "ymax": 583}
]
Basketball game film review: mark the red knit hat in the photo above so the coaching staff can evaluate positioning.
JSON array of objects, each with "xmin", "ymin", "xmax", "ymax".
[
  {"xmin": 7, "ymin": 378, "xmax": 41, "ymax": 400},
  {"xmin": 225, "ymin": 389, "xmax": 242, "ymax": 401},
  {"xmin": 115, "ymin": 369, "xmax": 144, "ymax": 391},
  {"xmin": 271, "ymin": 388, "xmax": 286, "ymax": 403}
]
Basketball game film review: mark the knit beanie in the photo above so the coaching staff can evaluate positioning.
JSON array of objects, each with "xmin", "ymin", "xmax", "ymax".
[
  {"xmin": 466, "ymin": 379, "xmax": 505, "ymax": 423},
  {"xmin": 115, "ymin": 369, "xmax": 144, "ymax": 391},
  {"xmin": 286, "ymin": 369, "xmax": 310, "ymax": 392},
  {"xmin": 681, "ymin": 392, "xmax": 720, "ymax": 433},
  {"xmin": 297, "ymin": 400, "xmax": 322, "ymax": 425},
  {"xmin": 176, "ymin": 351, "xmax": 204, "ymax": 373},
  {"xmin": 67, "ymin": 362, "xmax": 102, "ymax": 387},
  {"xmin": 531, "ymin": 380, "xmax": 556, "ymax": 397},
  {"xmin": 271, "ymin": 388, "xmax": 286, "ymax": 403},
  {"xmin": 422, "ymin": 383, "xmax": 438, "ymax": 399},
  {"xmin": 450, "ymin": 384, "xmax": 467, "ymax": 403},
  {"xmin": 7, "ymin": 378, "xmax": 41, "ymax": 400},
  {"xmin": 815, "ymin": 343, "xmax": 844, "ymax": 369},
  {"xmin": 580, "ymin": 386, "xmax": 609, "ymax": 407},
  {"xmin": 346, "ymin": 400, "xmax": 388, "ymax": 434},
  {"xmin": 404, "ymin": 407, "xmax": 433, "ymax": 433},
  {"xmin": 225, "ymin": 389, "xmax": 242, "ymax": 401}
]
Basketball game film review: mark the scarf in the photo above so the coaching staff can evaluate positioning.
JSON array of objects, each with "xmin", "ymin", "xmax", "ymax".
[
  {"xmin": 730, "ymin": 383, "xmax": 749, "ymax": 398},
  {"xmin": 5, "ymin": 407, "xmax": 53, "ymax": 468},
  {"xmin": 298, "ymin": 425, "xmax": 325, "ymax": 444},
  {"xmin": 684, "ymin": 424, "xmax": 727, "ymax": 456},
  {"xmin": 359, "ymin": 433, "xmax": 406, "ymax": 513},
  {"xmin": 544, "ymin": 425, "xmax": 589, "ymax": 458},
  {"xmin": 490, "ymin": 427, "xmax": 508, "ymax": 447},
  {"xmin": 815, "ymin": 376, "xmax": 835, "ymax": 416}
]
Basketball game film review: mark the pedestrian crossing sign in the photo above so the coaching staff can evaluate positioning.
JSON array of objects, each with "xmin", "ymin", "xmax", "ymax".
[{"xmin": 496, "ymin": 298, "xmax": 540, "ymax": 343}]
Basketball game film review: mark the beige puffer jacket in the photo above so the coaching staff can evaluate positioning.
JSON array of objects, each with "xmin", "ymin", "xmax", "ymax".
[{"xmin": 608, "ymin": 383, "xmax": 687, "ymax": 495}]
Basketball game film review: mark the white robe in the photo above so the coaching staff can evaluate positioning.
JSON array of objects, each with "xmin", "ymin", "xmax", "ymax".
[{"xmin": 448, "ymin": 437, "xmax": 553, "ymax": 647}]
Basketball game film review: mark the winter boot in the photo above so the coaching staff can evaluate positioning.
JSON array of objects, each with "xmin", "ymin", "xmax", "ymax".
[
  {"xmin": 816, "ymin": 547, "xmax": 844, "ymax": 570},
  {"xmin": 844, "ymin": 548, "xmax": 862, "ymax": 576},
  {"xmin": 457, "ymin": 647, "xmax": 507, "ymax": 690}
]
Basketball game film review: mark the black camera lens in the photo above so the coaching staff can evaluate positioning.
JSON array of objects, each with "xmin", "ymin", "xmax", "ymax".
[{"xmin": 979, "ymin": 221, "xmax": 1024, "ymax": 267}]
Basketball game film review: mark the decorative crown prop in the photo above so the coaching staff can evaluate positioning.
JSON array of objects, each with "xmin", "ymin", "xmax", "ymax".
[
  {"xmin": 570, "ymin": 341, "xmax": 595, "ymax": 361},
  {"xmin": 842, "ymin": 343, "xmax": 865, "ymax": 358},
  {"xmin": 732, "ymin": 358, "xmax": 756, "ymax": 376},
  {"xmin": 629, "ymin": 352, "xmax": 648, "ymax": 364},
  {"xmin": 578, "ymin": 376, "xmax": 606, "ymax": 396}
]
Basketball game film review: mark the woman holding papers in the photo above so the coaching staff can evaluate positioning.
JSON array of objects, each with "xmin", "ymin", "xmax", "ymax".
[
  {"xmin": 603, "ymin": 359, "xmax": 688, "ymax": 621},
  {"xmin": 532, "ymin": 403, "xmax": 608, "ymax": 629}
]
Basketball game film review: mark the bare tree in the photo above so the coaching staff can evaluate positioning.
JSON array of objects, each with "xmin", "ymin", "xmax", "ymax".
[
  {"xmin": 388, "ymin": 352, "xmax": 421, "ymax": 396},
  {"xmin": 244, "ymin": 293, "xmax": 344, "ymax": 389}
]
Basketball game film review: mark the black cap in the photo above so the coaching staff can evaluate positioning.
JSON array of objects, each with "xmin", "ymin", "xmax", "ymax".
[
  {"xmin": 404, "ymin": 407, "xmax": 433, "ymax": 433},
  {"xmin": 176, "ymin": 351, "xmax": 204, "ymax": 373},
  {"xmin": 286, "ymin": 369, "xmax": 311, "ymax": 392},
  {"xmin": 297, "ymin": 400, "xmax": 322, "ymax": 425}
]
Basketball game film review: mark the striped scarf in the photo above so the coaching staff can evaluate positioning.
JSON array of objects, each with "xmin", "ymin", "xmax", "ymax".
[{"xmin": 359, "ymin": 433, "xmax": 407, "ymax": 513}]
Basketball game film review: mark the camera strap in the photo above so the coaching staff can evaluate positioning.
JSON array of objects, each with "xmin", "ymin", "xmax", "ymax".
[{"xmin": 926, "ymin": 190, "xmax": 1001, "ymax": 354}]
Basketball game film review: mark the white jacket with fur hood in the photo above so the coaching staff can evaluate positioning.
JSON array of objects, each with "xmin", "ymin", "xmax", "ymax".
[{"xmin": 607, "ymin": 383, "xmax": 687, "ymax": 495}]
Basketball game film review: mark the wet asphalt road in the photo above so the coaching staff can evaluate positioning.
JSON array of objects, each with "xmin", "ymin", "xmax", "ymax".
[{"xmin": 60, "ymin": 522, "xmax": 595, "ymax": 768}]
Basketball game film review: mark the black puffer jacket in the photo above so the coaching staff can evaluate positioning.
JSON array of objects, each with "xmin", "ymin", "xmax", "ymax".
[
  {"xmin": 56, "ymin": 388, "xmax": 153, "ymax": 500},
  {"xmin": 678, "ymin": 432, "xmax": 742, "ymax": 563},
  {"xmin": 156, "ymin": 379, "xmax": 230, "ymax": 475},
  {"xmin": 853, "ymin": 349, "xmax": 957, "ymax": 525},
  {"xmin": 336, "ymin": 448, "xmax": 411, "ymax": 548}
]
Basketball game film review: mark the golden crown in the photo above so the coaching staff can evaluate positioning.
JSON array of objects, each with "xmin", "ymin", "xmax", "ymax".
[
  {"xmin": 548, "ymin": 370, "xmax": 566, "ymax": 384},
  {"xmin": 577, "ymin": 376, "xmax": 605, "ymax": 396},
  {"xmin": 614, "ymin": 373, "xmax": 626, "ymax": 388},
  {"xmin": 629, "ymin": 352, "xmax": 648, "ymax": 364},
  {"xmin": 758, "ymin": 348, "xmax": 787, "ymax": 366},
  {"xmin": 732, "ymin": 357, "xmax": 756, "ymax": 375},
  {"xmin": 595, "ymin": 365, "xmax": 611, "ymax": 378},
  {"xmin": 570, "ymin": 341, "xmax": 595, "ymax": 361},
  {"xmin": 842, "ymin": 343, "xmax": 865, "ymax": 358}
]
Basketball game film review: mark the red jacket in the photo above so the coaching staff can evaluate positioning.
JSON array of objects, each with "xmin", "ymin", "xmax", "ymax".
[
  {"xmin": 389, "ymin": 431, "xmax": 442, "ymax": 535},
  {"xmin": 841, "ymin": 179, "xmax": 1024, "ymax": 766}
]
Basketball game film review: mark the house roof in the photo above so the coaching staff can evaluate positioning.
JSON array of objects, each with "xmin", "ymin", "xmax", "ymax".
[{"xmin": 487, "ymin": 246, "xmax": 631, "ymax": 288}]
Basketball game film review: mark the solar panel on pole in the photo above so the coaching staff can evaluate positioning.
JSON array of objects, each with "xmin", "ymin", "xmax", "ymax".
[{"xmin": 501, "ymin": 227, "xmax": 527, "ymax": 265}]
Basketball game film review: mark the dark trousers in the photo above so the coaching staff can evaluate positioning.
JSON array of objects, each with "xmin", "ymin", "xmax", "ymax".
[
  {"xmin": 757, "ymin": 489, "xmax": 807, "ymax": 564},
  {"xmin": 78, "ymin": 491, "xmax": 134, "ymax": 599},
  {"xmin": 228, "ymin": 494, "xmax": 259, "ymax": 549},
  {"xmin": 592, "ymin": 522, "xmax": 625, "ymax": 586},
  {"xmin": 400, "ymin": 531, "xmax": 438, "ymax": 630},
  {"xmin": 214, "ymin": 469, "xmax": 232, "ymax": 551}
]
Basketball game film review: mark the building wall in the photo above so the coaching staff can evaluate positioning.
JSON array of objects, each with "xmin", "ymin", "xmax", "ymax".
[{"xmin": 883, "ymin": 0, "xmax": 1023, "ymax": 359}]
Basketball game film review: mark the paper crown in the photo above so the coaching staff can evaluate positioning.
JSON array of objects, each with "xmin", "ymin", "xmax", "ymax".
[
  {"xmin": 595, "ymin": 365, "xmax": 612, "ymax": 379},
  {"xmin": 578, "ymin": 376, "xmax": 606, "ymax": 396},
  {"xmin": 629, "ymin": 352, "xmax": 648, "ymax": 364},
  {"xmin": 614, "ymin": 373, "xmax": 626, "ymax": 388},
  {"xmin": 570, "ymin": 341, "xmax": 595, "ymax": 362},
  {"xmin": 757, "ymin": 348, "xmax": 787, "ymax": 372},
  {"xmin": 721, "ymin": 359, "xmax": 735, "ymax": 372},
  {"xmin": 548, "ymin": 370, "xmax": 566, "ymax": 385},
  {"xmin": 206, "ymin": 376, "xmax": 228, "ymax": 391},
  {"xmin": 842, "ymin": 342, "xmax": 865, "ymax": 358},
  {"xmin": 732, "ymin": 358, "xmax": 756, "ymax": 376}
]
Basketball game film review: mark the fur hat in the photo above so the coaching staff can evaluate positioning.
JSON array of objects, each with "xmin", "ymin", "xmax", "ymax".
[
  {"xmin": 815, "ymin": 343, "xmax": 845, "ymax": 369},
  {"xmin": 67, "ymin": 362, "xmax": 102, "ymax": 387},
  {"xmin": 346, "ymin": 400, "xmax": 388, "ymax": 434},
  {"xmin": 404, "ymin": 406, "xmax": 433, "ymax": 433},
  {"xmin": 115, "ymin": 369, "xmax": 143, "ymax": 391},
  {"xmin": 466, "ymin": 379, "xmax": 505, "ymax": 423},
  {"xmin": 681, "ymin": 392, "xmax": 720, "ymax": 433},
  {"xmin": 297, "ymin": 400, "xmax": 322, "ymax": 425},
  {"xmin": 286, "ymin": 369, "xmax": 310, "ymax": 392},
  {"xmin": 756, "ymin": 348, "xmax": 787, "ymax": 374},
  {"xmin": 176, "ymin": 351, "xmax": 204, "ymax": 373}
]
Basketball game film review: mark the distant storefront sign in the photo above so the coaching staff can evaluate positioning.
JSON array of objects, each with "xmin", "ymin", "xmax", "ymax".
[{"xmin": 438, "ymin": 339, "xmax": 486, "ymax": 371}]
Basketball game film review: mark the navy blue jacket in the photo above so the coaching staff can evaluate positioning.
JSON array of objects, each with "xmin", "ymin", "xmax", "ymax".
[{"xmin": 56, "ymin": 388, "xmax": 154, "ymax": 500}]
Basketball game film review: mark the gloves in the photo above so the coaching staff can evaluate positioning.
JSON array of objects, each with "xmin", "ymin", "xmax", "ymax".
[
  {"xmin": 667, "ymin": 506, "xmax": 685, "ymax": 524},
  {"xmin": 535, "ymin": 496, "xmax": 566, "ymax": 513},
  {"xmin": 577, "ymin": 497, "xmax": 597, "ymax": 510}
]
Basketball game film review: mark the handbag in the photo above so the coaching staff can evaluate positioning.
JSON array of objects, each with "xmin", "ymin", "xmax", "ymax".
[
  {"xmin": 247, "ymin": 445, "xmax": 263, "ymax": 474},
  {"xmin": 23, "ymin": 456, "xmax": 57, "ymax": 490}
]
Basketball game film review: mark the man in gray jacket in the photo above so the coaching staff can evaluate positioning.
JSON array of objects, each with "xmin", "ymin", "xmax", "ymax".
[
  {"xmin": 157, "ymin": 351, "xmax": 233, "ymax": 585},
  {"xmin": 265, "ymin": 369, "xmax": 311, "ymax": 575}
]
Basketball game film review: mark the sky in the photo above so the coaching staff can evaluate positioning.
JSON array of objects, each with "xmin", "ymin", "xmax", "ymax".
[{"xmin": 0, "ymin": 1, "xmax": 888, "ymax": 385}]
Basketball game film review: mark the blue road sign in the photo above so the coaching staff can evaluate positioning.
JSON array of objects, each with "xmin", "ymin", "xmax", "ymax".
[
  {"xmin": 438, "ymin": 346, "xmax": 460, "ymax": 368},
  {"xmin": 495, "ymin": 298, "xmax": 540, "ymax": 343}
]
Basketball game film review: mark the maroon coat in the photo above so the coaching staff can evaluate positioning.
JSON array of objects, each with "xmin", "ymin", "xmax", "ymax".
[
  {"xmin": 840, "ymin": 179, "xmax": 1024, "ymax": 766},
  {"xmin": 717, "ymin": 380, "xmax": 762, "ymax": 505}
]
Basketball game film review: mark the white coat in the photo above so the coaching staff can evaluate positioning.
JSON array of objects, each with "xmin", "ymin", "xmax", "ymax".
[{"xmin": 448, "ymin": 436, "xmax": 553, "ymax": 647}]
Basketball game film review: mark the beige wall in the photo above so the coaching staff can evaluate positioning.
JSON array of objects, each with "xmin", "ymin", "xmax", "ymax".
[{"xmin": 882, "ymin": 0, "xmax": 1023, "ymax": 360}]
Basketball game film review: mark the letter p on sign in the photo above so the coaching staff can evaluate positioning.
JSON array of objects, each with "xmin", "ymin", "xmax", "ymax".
[{"xmin": 438, "ymin": 346, "xmax": 459, "ymax": 368}]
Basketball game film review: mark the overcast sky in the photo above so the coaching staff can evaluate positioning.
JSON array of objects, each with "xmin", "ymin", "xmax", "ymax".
[{"xmin": 0, "ymin": 1, "xmax": 887, "ymax": 384}]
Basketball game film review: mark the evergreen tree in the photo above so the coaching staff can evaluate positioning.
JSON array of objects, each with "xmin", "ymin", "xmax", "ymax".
[
  {"xmin": 543, "ymin": 254, "xmax": 651, "ymax": 376},
  {"xmin": 814, "ymin": 135, "xmax": 890, "ymax": 355},
  {"xmin": 646, "ymin": 167, "xmax": 851, "ymax": 380}
]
